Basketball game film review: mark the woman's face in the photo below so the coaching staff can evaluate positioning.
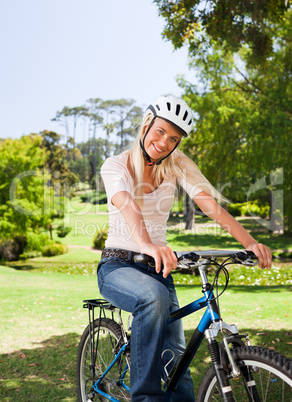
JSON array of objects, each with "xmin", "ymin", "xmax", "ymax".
[{"xmin": 143, "ymin": 118, "xmax": 182, "ymax": 162}]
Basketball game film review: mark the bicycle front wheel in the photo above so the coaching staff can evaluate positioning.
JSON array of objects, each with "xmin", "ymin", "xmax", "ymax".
[
  {"xmin": 197, "ymin": 346, "xmax": 292, "ymax": 401},
  {"xmin": 76, "ymin": 317, "xmax": 130, "ymax": 402}
]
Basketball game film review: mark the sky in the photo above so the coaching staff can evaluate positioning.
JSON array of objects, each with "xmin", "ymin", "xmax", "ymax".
[{"xmin": 0, "ymin": 0, "xmax": 196, "ymax": 143}]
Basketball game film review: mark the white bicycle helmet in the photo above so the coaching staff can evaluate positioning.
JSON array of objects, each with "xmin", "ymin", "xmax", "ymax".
[
  {"xmin": 140, "ymin": 95, "xmax": 194, "ymax": 166},
  {"xmin": 146, "ymin": 95, "xmax": 194, "ymax": 137}
]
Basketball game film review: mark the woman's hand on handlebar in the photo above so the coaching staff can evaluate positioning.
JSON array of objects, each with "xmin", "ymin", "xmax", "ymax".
[
  {"xmin": 246, "ymin": 242, "xmax": 272, "ymax": 270},
  {"xmin": 139, "ymin": 243, "xmax": 177, "ymax": 278}
]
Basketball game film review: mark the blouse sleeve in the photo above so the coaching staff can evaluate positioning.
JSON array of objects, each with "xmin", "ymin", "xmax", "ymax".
[
  {"xmin": 100, "ymin": 157, "xmax": 131, "ymax": 204},
  {"xmin": 177, "ymin": 176, "xmax": 203, "ymax": 199}
]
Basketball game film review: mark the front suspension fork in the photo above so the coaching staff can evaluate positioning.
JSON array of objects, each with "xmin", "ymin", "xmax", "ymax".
[{"xmin": 208, "ymin": 338, "xmax": 235, "ymax": 402}]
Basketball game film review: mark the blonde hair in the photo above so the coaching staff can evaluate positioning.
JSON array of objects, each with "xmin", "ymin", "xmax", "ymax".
[{"xmin": 124, "ymin": 110, "xmax": 227, "ymax": 205}]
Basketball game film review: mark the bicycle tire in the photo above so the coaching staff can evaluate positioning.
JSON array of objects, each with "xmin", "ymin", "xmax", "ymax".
[
  {"xmin": 197, "ymin": 346, "xmax": 292, "ymax": 401},
  {"xmin": 76, "ymin": 317, "xmax": 131, "ymax": 402}
]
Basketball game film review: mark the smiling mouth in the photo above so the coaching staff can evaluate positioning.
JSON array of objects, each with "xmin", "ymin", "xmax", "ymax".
[{"xmin": 152, "ymin": 143, "xmax": 164, "ymax": 153}]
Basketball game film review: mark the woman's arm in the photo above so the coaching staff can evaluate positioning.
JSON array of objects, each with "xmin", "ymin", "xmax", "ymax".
[
  {"xmin": 193, "ymin": 191, "xmax": 272, "ymax": 269},
  {"xmin": 111, "ymin": 191, "xmax": 177, "ymax": 277}
]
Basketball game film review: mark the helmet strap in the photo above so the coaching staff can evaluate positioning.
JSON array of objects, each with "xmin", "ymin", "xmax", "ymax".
[{"xmin": 140, "ymin": 116, "xmax": 156, "ymax": 166}]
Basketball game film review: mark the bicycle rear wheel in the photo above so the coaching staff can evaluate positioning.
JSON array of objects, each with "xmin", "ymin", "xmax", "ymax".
[
  {"xmin": 76, "ymin": 317, "xmax": 130, "ymax": 402},
  {"xmin": 197, "ymin": 346, "xmax": 292, "ymax": 401}
]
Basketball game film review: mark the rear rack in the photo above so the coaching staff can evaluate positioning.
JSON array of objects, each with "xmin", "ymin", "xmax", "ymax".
[{"xmin": 83, "ymin": 298, "xmax": 117, "ymax": 311}]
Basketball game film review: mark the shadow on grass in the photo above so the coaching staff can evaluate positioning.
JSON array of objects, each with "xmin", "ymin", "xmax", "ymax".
[
  {"xmin": 185, "ymin": 326, "xmax": 292, "ymax": 396},
  {"xmin": 0, "ymin": 333, "xmax": 80, "ymax": 401},
  {"xmin": 1, "ymin": 328, "xmax": 290, "ymax": 401},
  {"xmin": 167, "ymin": 229, "xmax": 292, "ymax": 252},
  {"xmin": 167, "ymin": 230, "xmax": 240, "ymax": 249},
  {"xmin": 3, "ymin": 263, "xmax": 37, "ymax": 271}
]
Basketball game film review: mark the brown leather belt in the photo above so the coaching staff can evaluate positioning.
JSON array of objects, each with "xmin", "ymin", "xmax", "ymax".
[{"xmin": 101, "ymin": 248, "xmax": 142, "ymax": 263}]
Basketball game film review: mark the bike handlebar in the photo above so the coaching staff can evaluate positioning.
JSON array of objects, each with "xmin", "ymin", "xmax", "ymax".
[{"xmin": 133, "ymin": 250, "xmax": 257, "ymax": 268}]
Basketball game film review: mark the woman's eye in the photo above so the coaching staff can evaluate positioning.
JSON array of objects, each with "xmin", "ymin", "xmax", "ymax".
[{"xmin": 171, "ymin": 137, "xmax": 178, "ymax": 143}]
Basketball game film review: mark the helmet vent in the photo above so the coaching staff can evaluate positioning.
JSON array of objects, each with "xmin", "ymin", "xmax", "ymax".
[
  {"xmin": 188, "ymin": 119, "xmax": 192, "ymax": 126},
  {"xmin": 167, "ymin": 102, "xmax": 171, "ymax": 111},
  {"xmin": 156, "ymin": 104, "xmax": 160, "ymax": 111},
  {"xmin": 183, "ymin": 111, "xmax": 188, "ymax": 121},
  {"xmin": 175, "ymin": 104, "xmax": 181, "ymax": 116}
]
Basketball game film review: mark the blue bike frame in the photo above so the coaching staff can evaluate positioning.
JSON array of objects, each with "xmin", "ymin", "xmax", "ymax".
[
  {"xmin": 93, "ymin": 288, "xmax": 219, "ymax": 402},
  {"xmin": 92, "ymin": 342, "xmax": 130, "ymax": 402}
]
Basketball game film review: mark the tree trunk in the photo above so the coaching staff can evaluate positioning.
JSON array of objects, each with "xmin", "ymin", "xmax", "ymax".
[
  {"xmin": 185, "ymin": 199, "xmax": 195, "ymax": 230},
  {"xmin": 49, "ymin": 224, "xmax": 53, "ymax": 240}
]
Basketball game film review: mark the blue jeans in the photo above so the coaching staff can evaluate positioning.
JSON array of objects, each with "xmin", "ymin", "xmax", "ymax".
[{"xmin": 97, "ymin": 257, "xmax": 195, "ymax": 402}]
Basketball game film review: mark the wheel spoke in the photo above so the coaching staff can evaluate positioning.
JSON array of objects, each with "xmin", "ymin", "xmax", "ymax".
[
  {"xmin": 77, "ymin": 318, "xmax": 130, "ymax": 402},
  {"xmin": 196, "ymin": 346, "xmax": 292, "ymax": 402}
]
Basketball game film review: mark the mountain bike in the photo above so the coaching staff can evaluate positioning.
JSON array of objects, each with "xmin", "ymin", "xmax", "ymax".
[{"xmin": 76, "ymin": 249, "xmax": 292, "ymax": 401}]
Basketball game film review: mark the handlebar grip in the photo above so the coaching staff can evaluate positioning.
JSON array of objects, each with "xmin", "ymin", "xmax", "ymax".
[
  {"xmin": 236, "ymin": 250, "xmax": 257, "ymax": 261},
  {"xmin": 245, "ymin": 250, "xmax": 257, "ymax": 259}
]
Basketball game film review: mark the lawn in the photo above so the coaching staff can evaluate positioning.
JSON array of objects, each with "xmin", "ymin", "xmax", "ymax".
[
  {"xmin": 0, "ymin": 196, "xmax": 291, "ymax": 400},
  {"xmin": 0, "ymin": 265, "xmax": 291, "ymax": 401}
]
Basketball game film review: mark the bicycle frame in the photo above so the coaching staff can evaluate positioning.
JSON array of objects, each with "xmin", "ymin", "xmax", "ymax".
[
  {"xmin": 92, "ymin": 343, "xmax": 130, "ymax": 401},
  {"xmin": 84, "ymin": 249, "xmax": 249, "ymax": 402}
]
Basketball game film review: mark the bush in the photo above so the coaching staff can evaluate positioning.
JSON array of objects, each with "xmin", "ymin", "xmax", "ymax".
[
  {"xmin": 80, "ymin": 194, "xmax": 92, "ymax": 203},
  {"xmin": 95, "ymin": 194, "xmax": 107, "ymax": 204},
  {"xmin": 42, "ymin": 243, "xmax": 68, "ymax": 257},
  {"xmin": 80, "ymin": 192, "xmax": 107, "ymax": 204},
  {"xmin": 56, "ymin": 224, "xmax": 72, "ymax": 238},
  {"xmin": 241, "ymin": 201, "xmax": 270, "ymax": 219},
  {"xmin": 0, "ymin": 235, "xmax": 27, "ymax": 261},
  {"xmin": 26, "ymin": 232, "xmax": 51, "ymax": 252},
  {"xmin": 19, "ymin": 250, "xmax": 41, "ymax": 260},
  {"xmin": 227, "ymin": 203, "xmax": 243, "ymax": 217},
  {"xmin": 228, "ymin": 201, "xmax": 269, "ymax": 218},
  {"xmin": 93, "ymin": 227, "xmax": 108, "ymax": 249}
]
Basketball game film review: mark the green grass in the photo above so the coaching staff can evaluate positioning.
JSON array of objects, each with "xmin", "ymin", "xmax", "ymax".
[
  {"xmin": 33, "ymin": 247, "xmax": 101, "ymax": 264},
  {"xmin": 0, "ymin": 265, "xmax": 291, "ymax": 401},
  {"xmin": 1, "ymin": 196, "xmax": 292, "ymax": 400},
  {"xmin": 166, "ymin": 216, "xmax": 292, "ymax": 252}
]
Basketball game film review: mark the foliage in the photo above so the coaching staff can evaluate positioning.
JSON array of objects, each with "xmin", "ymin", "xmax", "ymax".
[
  {"xmin": 178, "ymin": 9, "xmax": 292, "ymax": 233},
  {"xmin": 40, "ymin": 130, "xmax": 79, "ymax": 187},
  {"xmin": 91, "ymin": 194, "xmax": 107, "ymax": 205},
  {"xmin": 25, "ymin": 232, "xmax": 51, "ymax": 252},
  {"xmin": 42, "ymin": 243, "xmax": 68, "ymax": 257},
  {"xmin": 154, "ymin": 0, "xmax": 290, "ymax": 63},
  {"xmin": 228, "ymin": 201, "xmax": 270, "ymax": 218},
  {"xmin": 93, "ymin": 227, "xmax": 108, "ymax": 249},
  {"xmin": 56, "ymin": 223, "xmax": 72, "ymax": 238},
  {"xmin": 80, "ymin": 191, "xmax": 107, "ymax": 204},
  {"xmin": 0, "ymin": 135, "xmax": 51, "ymax": 238},
  {"xmin": 172, "ymin": 263, "xmax": 292, "ymax": 287},
  {"xmin": 51, "ymin": 98, "xmax": 143, "ymax": 185}
]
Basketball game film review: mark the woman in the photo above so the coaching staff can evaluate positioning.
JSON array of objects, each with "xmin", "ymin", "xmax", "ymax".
[{"xmin": 97, "ymin": 95, "xmax": 272, "ymax": 401}]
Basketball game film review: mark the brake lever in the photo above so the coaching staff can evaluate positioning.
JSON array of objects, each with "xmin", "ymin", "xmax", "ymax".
[
  {"xmin": 177, "ymin": 252, "xmax": 201, "ymax": 269},
  {"xmin": 232, "ymin": 251, "xmax": 258, "ymax": 267}
]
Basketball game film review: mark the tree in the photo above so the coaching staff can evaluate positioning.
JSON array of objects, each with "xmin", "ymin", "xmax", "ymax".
[
  {"xmin": 70, "ymin": 106, "xmax": 88, "ymax": 147},
  {"xmin": 116, "ymin": 104, "xmax": 143, "ymax": 150},
  {"xmin": 51, "ymin": 106, "xmax": 71, "ymax": 141},
  {"xmin": 40, "ymin": 130, "xmax": 79, "ymax": 187},
  {"xmin": 154, "ymin": 0, "xmax": 290, "ymax": 63},
  {"xmin": 178, "ymin": 9, "xmax": 292, "ymax": 233},
  {"xmin": 0, "ymin": 135, "xmax": 50, "ymax": 238},
  {"xmin": 86, "ymin": 99, "xmax": 104, "ymax": 186},
  {"xmin": 51, "ymin": 97, "xmax": 144, "ymax": 185}
]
